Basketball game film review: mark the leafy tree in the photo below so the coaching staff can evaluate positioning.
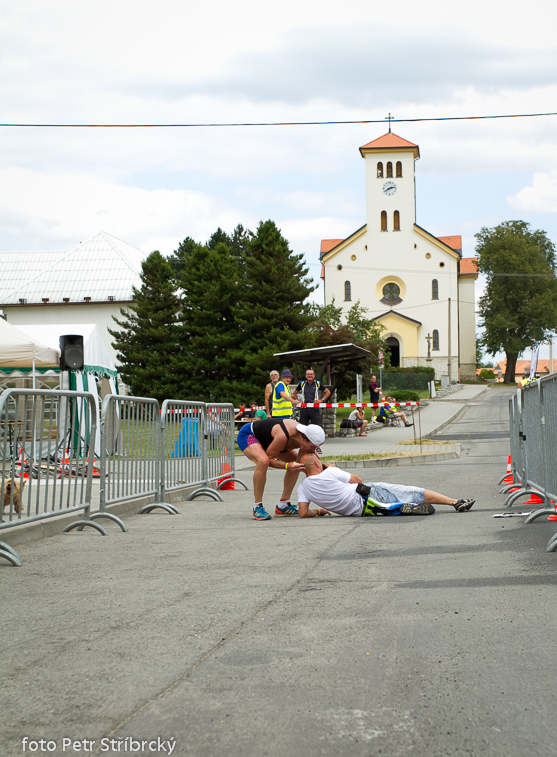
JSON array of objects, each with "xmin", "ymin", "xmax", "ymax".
[
  {"xmin": 476, "ymin": 220, "xmax": 557, "ymax": 383},
  {"xmin": 109, "ymin": 251, "xmax": 183, "ymax": 401},
  {"xmin": 231, "ymin": 220, "xmax": 315, "ymax": 400},
  {"xmin": 307, "ymin": 299, "xmax": 386, "ymax": 398},
  {"xmin": 179, "ymin": 240, "xmax": 243, "ymax": 402}
]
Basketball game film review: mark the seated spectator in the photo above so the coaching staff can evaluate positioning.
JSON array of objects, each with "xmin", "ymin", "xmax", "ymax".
[
  {"xmin": 340, "ymin": 408, "xmax": 369, "ymax": 436},
  {"xmin": 235, "ymin": 403, "xmax": 249, "ymax": 423},
  {"xmin": 378, "ymin": 397, "xmax": 413, "ymax": 427},
  {"xmin": 254, "ymin": 408, "xmax": 267, "ymax": 421}
]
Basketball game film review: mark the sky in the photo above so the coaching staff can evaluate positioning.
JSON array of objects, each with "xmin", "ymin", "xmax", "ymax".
[{"xmin": 2, "ymin": 0, "xmax": 557, "ymax": 362}]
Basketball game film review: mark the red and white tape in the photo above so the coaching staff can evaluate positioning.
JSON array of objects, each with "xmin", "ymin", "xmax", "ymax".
[{"xmin": 298, "ymin": 402, "xmax": 420, "ymax": 408}]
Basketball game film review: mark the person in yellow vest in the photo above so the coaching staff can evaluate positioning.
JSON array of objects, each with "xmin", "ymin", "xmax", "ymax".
[{"xmin": 271, "ymin": 369, "xmax": 300, "ymax": 418}]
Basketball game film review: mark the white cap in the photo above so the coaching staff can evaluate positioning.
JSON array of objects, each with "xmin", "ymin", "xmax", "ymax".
[{"xmin": 296, "ymin": 423, "xmax": 326, "ymax": 446}]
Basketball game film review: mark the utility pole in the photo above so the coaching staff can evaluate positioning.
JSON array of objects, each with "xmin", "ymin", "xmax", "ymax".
[{"xmin": 447, "ymin": 298, "xmax": 452, "ymax": 382}]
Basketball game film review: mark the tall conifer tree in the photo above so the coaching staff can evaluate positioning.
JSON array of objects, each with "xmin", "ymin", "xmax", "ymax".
[
  {"xmin": 232, "ymin": 220, "xmax": 314, "ymax": 400},
  {"xmin": 180, "ymin": 240, "xmax": 243, "ymax": 402},
  {"xmin": 109, "ymin": 251, "xmax": 182, "ymax": 401}
]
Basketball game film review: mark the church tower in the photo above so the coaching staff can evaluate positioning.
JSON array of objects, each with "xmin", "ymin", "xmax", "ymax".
[{"xmin": 360, "ymin": 132, "xmax": 420, "ymax": 240}]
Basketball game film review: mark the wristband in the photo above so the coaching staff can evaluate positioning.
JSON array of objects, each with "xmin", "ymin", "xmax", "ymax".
[
  {"xmin": 316, "ymin": 508, "xmax": 321, "ymax": 516},
  {"xmin": 285, "ymin": 462, "xmax": 288, "ymax": 471}
]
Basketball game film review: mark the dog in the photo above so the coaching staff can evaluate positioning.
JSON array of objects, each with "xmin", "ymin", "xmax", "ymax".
[{"xmin": 3, "ymin": 478, "xmax": 26, "ymax": 514}]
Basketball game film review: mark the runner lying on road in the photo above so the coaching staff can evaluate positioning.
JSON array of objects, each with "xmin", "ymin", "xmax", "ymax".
[{"xmin": 296, "ymin": 454, "xmax": 475, "ymax": 518}]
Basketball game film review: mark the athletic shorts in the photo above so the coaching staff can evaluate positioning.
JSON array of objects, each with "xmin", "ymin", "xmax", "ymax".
[
  {"xmin": 237, "ymin": 422, "xmax": 259, "ymax": 452},
  {"xmin": 364, "ymin": 482, "xmax": 425, "ymax": 505}
]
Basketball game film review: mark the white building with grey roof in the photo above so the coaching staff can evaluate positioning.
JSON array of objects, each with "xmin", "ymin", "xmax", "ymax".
[{"xmin": 0, "ymin": 231, "xmax": 147, "ymax": 366}]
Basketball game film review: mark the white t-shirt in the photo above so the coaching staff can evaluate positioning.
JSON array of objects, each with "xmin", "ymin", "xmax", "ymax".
[
  {"xmin": 348, "ymin": 410, "xmax": 363, "ymax": 422},
  {"xmin": 297, "ymin": 466, "xmax": 363, "ymax": 517}
]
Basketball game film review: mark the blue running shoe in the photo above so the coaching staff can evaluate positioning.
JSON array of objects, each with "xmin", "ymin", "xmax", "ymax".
[
  {"xmin": 275, "ymin": 503, "xmax": 299, "ymax": 517},
  {"xmin": 253, "ymin": 505, "xmax": 271, "ymax": 520}
]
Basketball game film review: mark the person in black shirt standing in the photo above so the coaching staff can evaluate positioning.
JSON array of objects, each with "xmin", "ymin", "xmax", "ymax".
[
  {"xmin": 292, "ymin": 368, "xmax": 331, "ymax": 428},
  {"xmin": 369, "ymin": 373, "xmax": 382, "ymax": 422}
]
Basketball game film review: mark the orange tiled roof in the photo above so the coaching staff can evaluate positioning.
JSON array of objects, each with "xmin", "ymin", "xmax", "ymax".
[
  {"xmin": 360, "ymin": 133, "xmax": 418, "ymax": 150},
  {"xmin": 497, "ymin": 359, "xmax": 557, "ymax": 380},
  {"xmin": 460, "ymin": 258, "xmax": 478, "ymax": 275},
  {"xmin": 320, "ymin": 239, "xmax": 344, "ymax": 255},
  {"xmin": 438, "ymin": 235, "xmax": 462, "ymax": 251}
]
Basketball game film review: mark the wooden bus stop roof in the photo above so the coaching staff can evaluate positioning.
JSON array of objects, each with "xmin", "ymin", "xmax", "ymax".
[{"xmin": 273, "ymin": 343, "xmax": 372, "ymax": 384}]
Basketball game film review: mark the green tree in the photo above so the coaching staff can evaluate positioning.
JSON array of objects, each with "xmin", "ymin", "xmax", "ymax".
[
  {"xmin": 307, "ymin": 299, "xmax": 386, "ymax": 397},
  {"xmin": 109, "ymin": 251, "xmax": 183, "ymax": 401},
  {"xmin": 476, "ymin": 220, "xmax": 557, "ymax": 383},
  {"xmin": 167, "ymin": 236, "xmax": 197, "ymax": 278},
  {"xmin": 232, "ymin": 220, "xmax": 315, "ymax": 400},
  {"xmin": 179, "ymin": 240, "xmax": 243, "ymax": 402}
]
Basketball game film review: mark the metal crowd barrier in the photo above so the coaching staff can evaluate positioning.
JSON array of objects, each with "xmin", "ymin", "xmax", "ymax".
[
  {"xmin": 501, "ymin": 376, "xmax": 557, "ymax": 552},
  {"xmin": 0, "ymin": 388, "xmax": 102, "ymax": 566},
  {"xmin": 160, "ymin": 400, "xmax": 238, "ymax": 503},
  {"xmin": 1, "ymin": 391, "xmax": 246, "ymax": 565},
  {"xmin": 205, "ymin": 403, "xmax": 247, "ymax": 493},
  {"xmin": 100, "ymin": 395, "xmax": 174, "ymax": 517}
]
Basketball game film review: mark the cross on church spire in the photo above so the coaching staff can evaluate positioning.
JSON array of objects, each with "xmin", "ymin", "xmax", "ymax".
[{"xmin": 385, "ymin": 113, "xmax": 394, "ymax": 133}]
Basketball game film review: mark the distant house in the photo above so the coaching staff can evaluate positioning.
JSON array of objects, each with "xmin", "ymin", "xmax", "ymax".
[
  {"xmin": 0, "ymin": 231, "xmax": 147, "ymax": 366},
  {"xmin": 495, "ymin": 359, "xmax": 557, "ymax": 383}
]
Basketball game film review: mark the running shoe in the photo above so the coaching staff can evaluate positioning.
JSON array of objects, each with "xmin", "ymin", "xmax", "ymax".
[
  {"xmin": 453, "ymin": 498, "xmax": 475, "ymax": 512},
  {"xmin": 401, "ymin": 503, "xmax": 435, "ymax": 515},
  {"xmin": 253, "ymin": 505, "xmax": 271, "ymax": 520},
  {"xmin": 275, "ymin": 503, "xmax": 299, "ymax": 517}
]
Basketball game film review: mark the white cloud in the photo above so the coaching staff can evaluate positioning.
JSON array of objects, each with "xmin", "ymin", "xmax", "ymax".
[
  {"xmin": 0, "ymin": 168, "xmax": 247, "ymax": 254},
  {"xmin": 508, "ymin": 171, "xmax": 557, "ymax": 214}
]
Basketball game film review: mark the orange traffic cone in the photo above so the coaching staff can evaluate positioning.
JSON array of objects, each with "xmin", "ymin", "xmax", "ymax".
[
  {"xmin": 217, "ymin": 447, "xmax": 234, "ymax": 490},
  {"xmin": 548, "ymin": 504, "xmax": 557, "ymax": 521},
  {"xmin": 501, "ymin": 455, "xmax": 514, "ymax": 485},
  {"xmin": 524, "ymin": 493, "xmax": 545, "ymax": 505}
]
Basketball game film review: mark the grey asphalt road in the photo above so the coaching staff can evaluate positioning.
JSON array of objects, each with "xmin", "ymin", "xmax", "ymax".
[{"xmin": 2, "ymin": 386, "xmax": 557, "ymax": 757}]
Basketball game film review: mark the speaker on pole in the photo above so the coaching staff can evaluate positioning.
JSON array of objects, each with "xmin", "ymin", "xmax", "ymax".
[{"xmin": 59, "ymin": 334, "xmax": 84, "ymax": 371}]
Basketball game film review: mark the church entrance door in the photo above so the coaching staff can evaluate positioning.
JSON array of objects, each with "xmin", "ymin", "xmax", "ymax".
[{"xmin": 386, "ymin": 337, "xmax": 400, "ymax": 367}]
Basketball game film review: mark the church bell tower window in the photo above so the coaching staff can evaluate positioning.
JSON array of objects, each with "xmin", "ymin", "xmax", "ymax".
[
  {"xmin": 386, "ymin": 162, "xmax": 393, "ymax": 178},
  {"xmin": 396, "ymin": 161, "xmax": 403, "ymax": 178},
  {"xmin": 393, "ymin": 211, "xmax": 400, "ymax": 231},
  {"xmin": 381, "ymin": 211, "xmax": 388, "ymax": 231},
  {"xmin": 377, "ymin": 162, "xmax": 383, "ymax": 177}
]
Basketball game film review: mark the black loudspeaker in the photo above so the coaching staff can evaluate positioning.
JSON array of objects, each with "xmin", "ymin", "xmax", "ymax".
[{"xmin": 59, "ymin": 334, "xmax": 84, "ymax": 371}]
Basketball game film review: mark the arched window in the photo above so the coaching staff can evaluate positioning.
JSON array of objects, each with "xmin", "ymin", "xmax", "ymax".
[
  {"xmin": 344, "ymin": 281, "xmax": 351, "ymax": 301},
  {"xmin": 396, "ymin": 161, "xmax": 403, "ymax": 178},
  {"xmin": 393, "ymin": 210, "xmax": 400, "ymax": 231},
  {"xmin": 432, "ymin": 279, "xmax": 438, "ymax": 299},
  {"xmin": 381, "ymin": 211, "xmax": 387, "ymax": 231},
  {"xmin": 433, "ymin": 329, "xmax": 440, "ymax": 350},
  {"xmin": 377, "ymin": 162, "xmax": 383, "ymax": 178},
  {"xmin": 386, "ymin": 162, "xmax": 393, "ymax": 178}
]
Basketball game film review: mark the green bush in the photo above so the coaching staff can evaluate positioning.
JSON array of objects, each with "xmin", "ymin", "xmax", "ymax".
[{"xmin": 480, "ymin": 368, "xmax": 495, "ymax": 379}]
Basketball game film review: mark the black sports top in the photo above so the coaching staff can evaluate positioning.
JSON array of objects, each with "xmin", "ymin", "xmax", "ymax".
[{"xmin": 251, "ymin": 418, "xmax": 291, "ymax": 452}]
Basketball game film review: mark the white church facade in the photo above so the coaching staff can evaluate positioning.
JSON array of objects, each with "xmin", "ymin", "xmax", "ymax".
[{"xmin": 320, "ymin": 133, "xmax": 477, "ymax": 381}]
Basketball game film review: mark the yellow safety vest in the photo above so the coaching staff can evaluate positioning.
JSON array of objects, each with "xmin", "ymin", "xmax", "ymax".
[{"xmin": 272, "ymin": 381, "xmax": 293, "ymax": 417}]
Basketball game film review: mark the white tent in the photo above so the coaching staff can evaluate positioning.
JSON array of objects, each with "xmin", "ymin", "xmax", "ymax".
[
  {"xmin": 0, "ymin": 318, "xmax": 60, "ymax": 367},
  {"xmin": 15, "ymin": 323, "xmax": 116, "ymax": 376},
  {"xmin": 15, "ymin": 324, "xmax": 119, "ymax": 458}
]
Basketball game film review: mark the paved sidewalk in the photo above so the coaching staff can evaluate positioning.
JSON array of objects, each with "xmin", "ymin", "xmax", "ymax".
[{"xmin": 235, "ymin": 383, "xmax": 488, "ymax": 470}]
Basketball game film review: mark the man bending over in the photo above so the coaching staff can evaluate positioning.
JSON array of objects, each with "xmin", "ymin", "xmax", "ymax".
[{"xmin": 296, "ymin": 454, "xmax": 475, "ymax": 518}]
